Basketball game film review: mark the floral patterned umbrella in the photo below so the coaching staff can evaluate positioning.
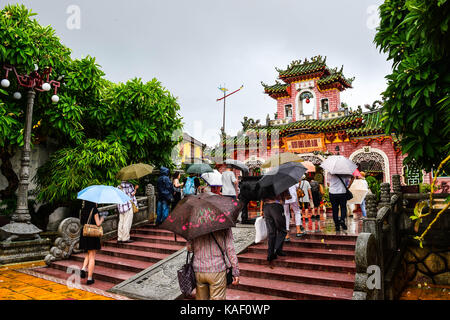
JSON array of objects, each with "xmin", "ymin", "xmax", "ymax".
[{"xmin": 158, "ymin": 193, "xmax": 243, "ymax": 240}]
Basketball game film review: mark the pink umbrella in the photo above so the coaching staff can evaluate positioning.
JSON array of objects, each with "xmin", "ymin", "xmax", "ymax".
[
  {"xmin": 302, "ymin": 161, "xmax": 316, "ymax": 173},
  {"xmin": 353, "ymin": 168, "xmax": 363, "ymax": 178}
]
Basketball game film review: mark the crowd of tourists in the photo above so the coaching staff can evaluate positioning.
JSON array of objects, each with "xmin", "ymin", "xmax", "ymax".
[{"xmin": 76, "ymin": 159, "xmax": 368, "ymax": 300}]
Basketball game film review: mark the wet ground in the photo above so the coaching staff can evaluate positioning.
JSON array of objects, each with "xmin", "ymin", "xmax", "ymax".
[{"xmin": 0, "ymin": 261, "xmax": 121, "ymax": 300}]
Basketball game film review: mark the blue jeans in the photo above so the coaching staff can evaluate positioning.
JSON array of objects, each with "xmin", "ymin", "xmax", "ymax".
[
  {"xmin": 156, "ymin": 200, "xmax": 170, "ymax": 224},
  {"xmin": 360, "ymin": 199, "xmax": 367, "ymax": 217}
]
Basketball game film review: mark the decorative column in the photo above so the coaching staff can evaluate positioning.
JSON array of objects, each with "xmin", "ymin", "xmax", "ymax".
[
  {"xmin": 378, "ymin": 182, "xmax": 391, "ymax": 210},
  {"xmin": 145, "ymin": 184, "xmax": 156, "ymax": 224},
  {"xmin": 363, "ymin": 194, "xmax": 378, "ymax": 235},
  {"xmin": 1, "ymin": 90, "xmax": 42, "ymax": 241},
  {"xmin": 0, "ymin": 64, "xmax": 60, "ymax": 264}
]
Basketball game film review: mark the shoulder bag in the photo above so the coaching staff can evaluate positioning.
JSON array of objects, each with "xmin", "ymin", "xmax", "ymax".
[
  {"xmin": 177, "ymin": 251, "xmax": 197, "ymax": 296},
  {"xmin": 82, "ymin": 208, "xmax": 103, "ymax": 238},
  {"xmin": 211, "ymin": 233, "xmax": 234, "ymax": 286},
  {"xmin": 297, "ymin": 181, "xmax": 305, "ymax": 199},
  {"xmin": 337, "ymin": 175, "xmax": 353, "ymax": 201}
]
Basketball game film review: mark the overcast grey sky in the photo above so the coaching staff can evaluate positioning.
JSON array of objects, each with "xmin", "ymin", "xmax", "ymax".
[{"xmin": 4, "ymin": 0, "xmax": 390, "ymax": 146}]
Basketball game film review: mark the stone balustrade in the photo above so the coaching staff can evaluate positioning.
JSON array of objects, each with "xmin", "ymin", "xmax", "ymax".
[{"xmin": 44, "ymin": 184, "xmax": 157, "ymax": 265}]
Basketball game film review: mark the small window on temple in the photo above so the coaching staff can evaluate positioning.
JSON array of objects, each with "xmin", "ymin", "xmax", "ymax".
[
  {"xmin": 321, "ymin": 99, "xmax": 329, "ymax": 113},
  {"xmin": 285, "ymin": 104, "xmax": 293, "ymax": 118}
]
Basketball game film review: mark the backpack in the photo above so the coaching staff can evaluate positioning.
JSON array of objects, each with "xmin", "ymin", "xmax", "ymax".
[
  {"xmin": 310, "ymin": 180, "xmax": 320, "ymax": 194},
  {"xmin": 296, "ymin": 182, "xmax": 305, "ymax": 199},
  {"xmin": 183, "ymin": 176, "xmax": 196, "ymax": 195}
]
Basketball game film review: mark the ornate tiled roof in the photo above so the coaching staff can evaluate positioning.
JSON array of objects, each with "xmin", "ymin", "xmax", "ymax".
[
  {"xmin": 317, "ymin": 66, "xmax": 354, "ymax": 90},
  {"xmin": 262, "ymin": 55, "xmax": 354, "ymax": 98},
  {"xmin": 225, "ymin": 109, "xmax": 385, "ymax": 146},
  {"xmin": 276, "ymin": 55, "xmax": 327, "ymax": 81},
  {"xmin": 261, "ymin": 81, "xmax": 290, "ymax": 98}
]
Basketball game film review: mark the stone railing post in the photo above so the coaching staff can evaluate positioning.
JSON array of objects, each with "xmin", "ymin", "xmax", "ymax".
[
  {"xmin": 378, "ymin": 182, "xmax": 391, "ymax": 210},
  {"xmin": 392, "ymin": 175, "xmax": 401, "ymax": 195},
  {"xmin": 145, "ymin": 183, "xmax": 156, "ymax": 224},
  {"xmin": 353, "ymin": 232, "xmax": 380, "ymax": 300},
  {"xmin": 363, "ymin": 194, "xmax": 378, "ymax": 234}
]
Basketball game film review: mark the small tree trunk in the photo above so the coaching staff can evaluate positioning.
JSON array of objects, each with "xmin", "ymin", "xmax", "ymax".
[{"xmin": 0, "ymin": 146, "xmax": 19, "ymax": 199}]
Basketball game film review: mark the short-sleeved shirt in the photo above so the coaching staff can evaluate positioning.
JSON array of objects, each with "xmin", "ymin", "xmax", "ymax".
[
  {"xmin": 117, "ymin": 182, "xmax": 138, "ymax": 214},
  {"xmin": 298, "ymin": 180, "xmax": 311, "ymax": 202},
  {"xmin": 328, "ymin": 173, "xmax": 351, "ymax": 194},
  {"xmin": 221, "ymin": 170, "xmax": 237, "ymax": 196}
]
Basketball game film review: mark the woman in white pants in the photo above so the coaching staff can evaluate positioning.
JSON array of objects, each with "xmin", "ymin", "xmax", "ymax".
[{"xmin": 283, "ymin": 183, "xmax": 304, "ymax": 241}]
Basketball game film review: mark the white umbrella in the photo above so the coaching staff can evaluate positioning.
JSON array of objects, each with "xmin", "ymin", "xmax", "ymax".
[
  {"xmin": 201, "ymin": 169, "xmax": 223, "ymax": 186},
  {"xmin": 320, "ymin": 155, "xmax": 357, "ymax": 175},
  {"xmin": 347, "ymin": 179, "xmax": 369, "ymax": 204}
]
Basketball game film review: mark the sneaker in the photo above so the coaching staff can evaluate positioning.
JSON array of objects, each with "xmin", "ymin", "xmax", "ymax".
[
  {"xmin": 86, "ymin": 279, "xmax": 95, "ymax": 285},
  {"xmin": 300, "ymin": 225, "xmax": 305, "ymax": 232},
  {"xmin": 284, "ymin": 237, "xmax": 291, "ymax": 242},
  {"xmin": 80, "ymin": 269, "xmax": 87, "ymax": 279}
]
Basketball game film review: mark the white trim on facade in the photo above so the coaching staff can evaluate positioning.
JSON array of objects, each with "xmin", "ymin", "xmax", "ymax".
[{"xmin": 349, "ymin": 147, "xmax": 390, "ymax": 183}]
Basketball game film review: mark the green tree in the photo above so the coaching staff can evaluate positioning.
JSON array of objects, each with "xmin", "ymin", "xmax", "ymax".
[
  {"xmin": 374, "ymin": 0, "xmax": 450, "ymax": 171},
  {"xmin": 0, "ymin": 5, "xmax": 183, "ymax": 228},
  {"xmin": 0, "ymin": 4, "xmax": 71, "ymax": 201}
]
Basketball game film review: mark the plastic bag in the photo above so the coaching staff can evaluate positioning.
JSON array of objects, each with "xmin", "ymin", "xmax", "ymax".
[{"xmin": 254, "ymin": 216, "xmax": 268, "ymax": 244}]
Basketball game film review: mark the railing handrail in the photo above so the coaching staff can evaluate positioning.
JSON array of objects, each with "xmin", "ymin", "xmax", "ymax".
[
  {"xmin": 97, "ymin": 195, "xmax": 148, "ymax": 213},
  {"xmin": 403, "ymin": 193, "xmax": 449, "ymax": 200}
]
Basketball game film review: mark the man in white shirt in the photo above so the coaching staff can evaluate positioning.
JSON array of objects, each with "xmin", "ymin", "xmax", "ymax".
[
  {"xmin": 298, "ymin": 176, "xmax": 314, "ymax": 224},
  {"xmin": 283, "ymin": 183, "xmax": 304, "ymax": 239},
  {"xmin": 221, "ymin": 165, "xmax": 238, "ymax": 199}
]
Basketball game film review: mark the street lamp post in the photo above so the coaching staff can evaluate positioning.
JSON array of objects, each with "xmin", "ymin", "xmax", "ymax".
[{"xmin": 0, "ymin": 64, "xmax": 60, "ymax": 242}]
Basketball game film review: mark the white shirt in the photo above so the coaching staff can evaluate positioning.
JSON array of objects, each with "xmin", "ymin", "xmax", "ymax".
[
  {"xmin": 221, "ymin": 170, "xmax": 237, "ymax": 196},
  {"xmin": 298, "ymin": 180, "xmax": 311, "ymax": 202},
  {"xmin": 328, "ymin": 173, "xmax": 351, "ymax": 194},
  {"xmin": 284, "ymin": 183, "xmax": 299, "ymax": 204}
]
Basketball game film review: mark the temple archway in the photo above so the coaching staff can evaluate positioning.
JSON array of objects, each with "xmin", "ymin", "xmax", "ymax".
[{"xmin": 350, "ymin": 148, "xmax": 389, "ymax": 183}]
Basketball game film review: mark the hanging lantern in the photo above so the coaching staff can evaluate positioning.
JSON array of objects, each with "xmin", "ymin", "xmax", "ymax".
[{"xmin": 306, "ymin": 98, "xmax": 310, "ymax": 104}]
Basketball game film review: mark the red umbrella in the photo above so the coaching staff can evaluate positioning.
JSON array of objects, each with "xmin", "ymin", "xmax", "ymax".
[{"xmin": 159, "ymin": 193, "xmax": 243, "ymax": 240}]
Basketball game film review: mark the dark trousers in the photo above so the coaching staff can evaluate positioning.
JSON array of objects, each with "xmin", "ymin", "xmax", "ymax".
[
  {"xmin": 263, "ymin": 203, "xmax": 287, "ymax": 256},
  {"xmin": 329, "ymin": 193, "xmax": 347, "ymax": 227}
]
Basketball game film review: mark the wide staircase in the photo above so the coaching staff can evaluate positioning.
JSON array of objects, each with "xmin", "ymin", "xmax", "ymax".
[
  {"xmin": 34, "ymin": 224, "xmax": 185, "ymax": 291},
  {"xmin": 227, "ymin": 224, "xmax": 357, "ymax": 300}
]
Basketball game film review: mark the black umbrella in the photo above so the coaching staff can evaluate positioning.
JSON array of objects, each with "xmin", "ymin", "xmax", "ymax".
[
  {"xmin": 224, "ymin": 159, "xmax": 249, "ymax": 176},
  {"xmin": 257, "ymin": 162, "xmax": 307, "ymax": 196}
]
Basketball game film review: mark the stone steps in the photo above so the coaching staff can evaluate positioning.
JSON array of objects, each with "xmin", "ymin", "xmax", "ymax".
[
  {"xmin": 234, "ymin": 276, "xmax": 354, "ymax": 300},
  {"xmin": 34, "ymin": 223, "xmax": 184, "ymax": 292},
  {"xmin": 237, "ymin": 252, "xmax": 356, "ymax": 273},
  {"xmin": 238, "ymin": 262, "xmax": 355, "ymax": 289}
]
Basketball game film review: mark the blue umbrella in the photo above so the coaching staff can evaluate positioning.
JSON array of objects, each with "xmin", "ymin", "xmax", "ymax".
[{"xmin": 77, "ymin": 185, "xmax": 131, "ymax": 204}]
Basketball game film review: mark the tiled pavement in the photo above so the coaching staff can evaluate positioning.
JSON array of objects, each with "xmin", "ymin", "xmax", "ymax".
[{"xmin": 0, "ymin": 261, "xmax": 129, "ymax": 300}]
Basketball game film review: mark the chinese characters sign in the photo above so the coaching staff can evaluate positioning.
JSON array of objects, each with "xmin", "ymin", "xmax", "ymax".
[{"xmin": 283, "ymin": 133, "xmax": 326, "ymax": 154}]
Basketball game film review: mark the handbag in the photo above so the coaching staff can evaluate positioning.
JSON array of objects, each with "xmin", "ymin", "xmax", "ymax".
[
  {"xmin": 254, "ymin": 216, "xmax": 268, "ymax": 244},
  {"xmin": 177, "ymin": 251, "xmax": 196, "ymax": 296},
  {"xmin": 131, "ymin": 201, "xmax": 139, "ymax": 214},
  {"xmin": 211, "ymin": 233, "xmax": 234, "ymax": 286},
  {"xmin": 337, "ymin": 175, "xmax": 353, "ymax": 201},
  {"xmin": 82, "ymin": 208, "xmax": 103, "ymax": 238},
  {"xmin": 297, "ymin": 181, "xmax": 305, "ymax": 199}
]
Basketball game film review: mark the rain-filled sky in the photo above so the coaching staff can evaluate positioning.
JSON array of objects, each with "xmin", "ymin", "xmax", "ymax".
[{"xmin": 4, "ymin": 0, "xmax": 391, "ymax": 147}]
